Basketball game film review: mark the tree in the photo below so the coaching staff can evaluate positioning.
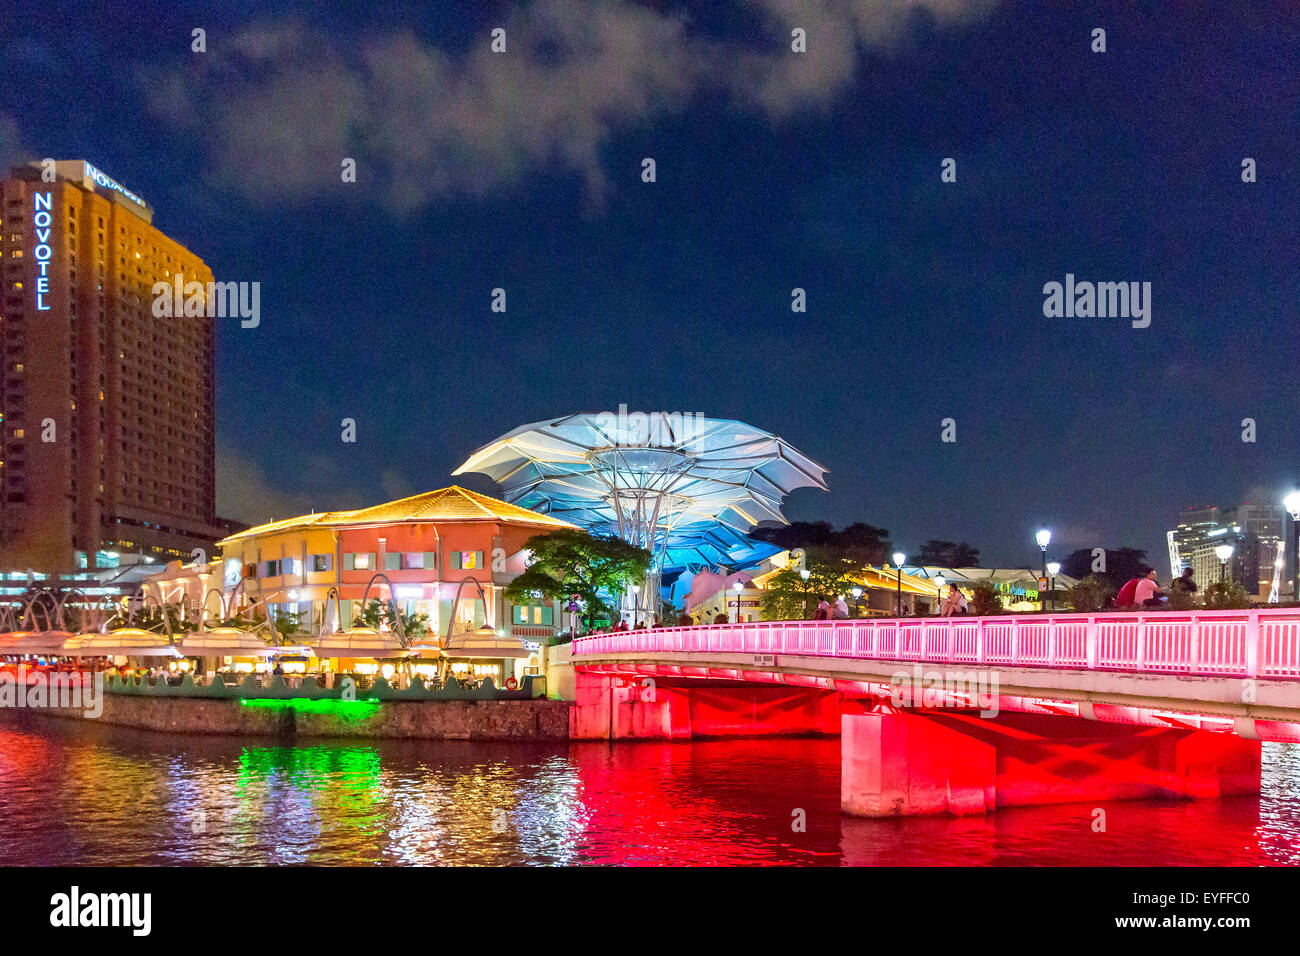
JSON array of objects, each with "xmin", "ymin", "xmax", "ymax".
[
  {"xmin": 1067, "ymin": 574, "xmax": 1115, "ymax": 612},
  {"xmin": 751, "ymin": 520, "xmax": 892, "ymax": 566},
  {"xmin": 354, "ymin": 600, "xmax": 429, "ymax": 641},
  {"xmin": 503, "ymin": 529, "xmax": 652, "ymax": 632},
  {"xmin": 1060, "ymin": 547, "xmax": 1148, "ymax": 590},
  {"xmin": 1203, "ymin": 580, "xmax": 1251, "ymax": 610},
  {"xmin": 918, "ymin": 540, "xmax": 980, "ymax": 567},
  {"xmin": 760, "ymin": 556, "xmax": 861, "ymax": 620},
  {"xmin": 969, "ymin": 581, "xmax": 1004, "ymax": 616}
]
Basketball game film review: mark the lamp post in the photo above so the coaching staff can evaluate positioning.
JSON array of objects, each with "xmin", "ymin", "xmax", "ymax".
[
  {"xmin": 1046, "ymin": 561, "xmax": 1060, "ymax": 611},
  {"xmin": 1035, "ymin": 528, "xmax": 1051, "ymax": 591},
  {"xmin": 1215, "ymin": 543, "xmax": 1235, "ymax": 584},
  {"xmin": 934, "ymin": 575, "xmax": 945, "ymax": 615},
  {"xmin": 799, "ymin": 567, "xmax": 811, "ymax": 619},
  {"xmin": 892, "ymin": 551, "xmax": 905, "ymax": 616},
  {"xmin": 732, "ymin": 580, "xmax": 744, "ymax": 623},
  {"xmin": 1285, "ymin": 492, "xmax": 1300, "ymax": 602},
  {"xmin": 631, "ymin": 583, "xmax": 641, "ymax": 627},
  {"xmin": 851, "ymin": 586, "xmax": 862, "ymax": 618}
]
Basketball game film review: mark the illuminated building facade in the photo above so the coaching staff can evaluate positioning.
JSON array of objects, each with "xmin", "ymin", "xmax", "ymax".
[
  {"xmin": 1171, "ymin": 503, "xmax": 1284, "ymax": 596},
  {"xmin": 0, "ymin": 160, "xmax": 226, "ymax": 571},
  {"xmin": 165, "ymin": 486, "xmax": 577, "ymax": 682}
]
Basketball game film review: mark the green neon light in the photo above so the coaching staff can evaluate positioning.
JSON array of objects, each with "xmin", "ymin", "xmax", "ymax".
[{"xmin": 239, "ymin": 698, "xmax": 382, "ymax": 721}]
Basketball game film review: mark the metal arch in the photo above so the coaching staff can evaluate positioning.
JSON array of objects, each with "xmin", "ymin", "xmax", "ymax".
[
  {"xmin": 443, "ymin": 576, "xmax": 489, "ymax": 650},
  {"xmin": 357, "ymin": 573, "xmax": 407, "ymax": 647},
  {"xmin": 20, "ymin": 591, "xmax": 57, "ymax": 632},
  {"xmin": 200, "ymin": 587, "xmax": 229, "ymax": 625}
]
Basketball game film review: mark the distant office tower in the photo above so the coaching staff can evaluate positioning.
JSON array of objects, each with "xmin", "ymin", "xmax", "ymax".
[
  {"xmin": 0, "ymin": 160, "xmax": 225, "ymax": 571},
  {"xmin": 1171, "ymin": 502, "xmax": 1284, "ymax": 597}
]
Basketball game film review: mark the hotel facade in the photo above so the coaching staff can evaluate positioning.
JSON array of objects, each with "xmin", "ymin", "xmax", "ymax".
[{"xmin": 0, "ymin": 160, "xmax": 228, "ymax": 572}]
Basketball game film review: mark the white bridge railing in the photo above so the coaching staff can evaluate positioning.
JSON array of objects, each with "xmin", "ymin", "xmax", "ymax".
[{"xmin": 571, "ymin": 608, "xmax": 1300, "ymax": 680}]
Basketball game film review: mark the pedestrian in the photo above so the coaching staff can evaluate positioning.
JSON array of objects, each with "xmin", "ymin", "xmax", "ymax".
[
  {"xmin": 1133, "ymin": 567, "xmax": 1166, "ymax": 608},
  {"xmin": 832, "ymin": 595, "xmax": 850, "ymax": 619},
  {"xmin": 1170, "ymin": 567, "xmax": 1198, "ymax": 594},
  {"xmin": 814, "ymin": 598, "xmax": 831, "ymax": 620},
  {"xmin": 941, "ymin": 583, "xmax": 963, "ymax": 617}
]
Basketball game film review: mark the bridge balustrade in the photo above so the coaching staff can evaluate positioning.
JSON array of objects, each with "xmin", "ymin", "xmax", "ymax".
[{"xmin": 572, "ymin": 608, "xmax": 1300, "ymax": 680}]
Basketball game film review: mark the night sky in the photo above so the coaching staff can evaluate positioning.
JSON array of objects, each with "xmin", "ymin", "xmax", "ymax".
[{"xmin": 2, "ymin": 1, "xmax": 1296, "ymax": 567}]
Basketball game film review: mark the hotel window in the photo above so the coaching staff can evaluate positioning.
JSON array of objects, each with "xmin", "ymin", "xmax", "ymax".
[
  {"xmin": 311, "ymin": 553, "xmax": 331, "ymax": 572},
  {"xmin": 451, "ymin": 551, "xmax": 483, "ymax": 571},
  {"xmin": 344, "ymin": 552, "xmax": 374, "ymax": 571},
  {"xmin": 384, "ymin": 552, "xmax": 401, "ymax": 571},
  {"xmin": 401, "ymin": 552, "xmax": 436, "ymax": 570}
]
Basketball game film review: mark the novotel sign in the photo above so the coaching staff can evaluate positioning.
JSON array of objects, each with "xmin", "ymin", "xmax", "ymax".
[
  {"xmin": 82, "ymin": 161, "xmax": 146, "ymax": 208},
  {"xmin": 32, "ymin": 192, "xmax": 53, "ymax": 311}
]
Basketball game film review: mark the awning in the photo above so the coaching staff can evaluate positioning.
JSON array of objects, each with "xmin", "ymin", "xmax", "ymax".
[
  {"xmin": 311, "ymin": 627, "xmax": 413, "ymax": 658},
  {"xmin": 443, "ymin": 631, "xmax": 536, "ymax": 660},
  {"xmin": 0, "ymin": 631, "xmax": 75, "ymax": 655},
  {"xmin": 65, "ymin": 629, "xmax": 181, "ymax": 658},
  {"xmin": 176, "ymin": 627, "xmax": 277, "ymax": 657}
]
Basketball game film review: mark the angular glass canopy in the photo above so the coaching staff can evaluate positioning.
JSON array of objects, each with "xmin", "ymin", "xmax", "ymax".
[{"xmin": 454, "ymin": 412, "xmax": 827, "ymax": 570}]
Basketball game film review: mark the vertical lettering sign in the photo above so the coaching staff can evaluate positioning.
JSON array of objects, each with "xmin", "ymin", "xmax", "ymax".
[{"xmin": 32, "ymin": 191, "xmax": 53, "ymax": 311}]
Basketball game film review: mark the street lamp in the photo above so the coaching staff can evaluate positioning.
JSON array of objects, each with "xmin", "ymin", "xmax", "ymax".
[
  {"xmin": 1285, "ymin": 492, "xmax": 1300, "ymax": 601},
  {"xmin": 799, "ymin": 567, "xmax": 811, "ymax": 618},
  {"xmin": 732, "ymin": 580, "xmax": 744, "ymax": 623},
  {"xmin": 934, "ymin": 575, "xmax": 945, "ymax": 615},
  {"xmin": 631, "ymin": 583, "xmax": 641, "ymax": 627},
  {"xmin": 851, "ymin": 586, "xmax": 862, "ymax": 618},
  {"xmin": 1035, "ymin": 528, "xmax": 1051, "ymax": 588},
  {"xmin": 1214, "ymin": 543, "xmax": 1234, "ymax": 584},
  {"xmin": 1046, "ymin": 561, "xmax": 1060, "ymax": 611},
  {"xmin": 892, "ymin": 551, "xmax": 905, "ymax": 617}
]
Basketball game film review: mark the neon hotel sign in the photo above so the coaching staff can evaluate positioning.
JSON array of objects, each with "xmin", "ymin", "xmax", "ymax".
[
  {"xmin": 31, "ymin": 164, "xmax": 145, "ymax": 312},
  {"xmin": 32, "ymin": 192, "xmax": 52, "ymax": 312}
]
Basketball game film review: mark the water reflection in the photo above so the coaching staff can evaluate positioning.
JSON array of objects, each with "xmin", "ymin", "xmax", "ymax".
[{"xmin": 0, "ymin": 714, "xmax": 1298, "ymax": 866}]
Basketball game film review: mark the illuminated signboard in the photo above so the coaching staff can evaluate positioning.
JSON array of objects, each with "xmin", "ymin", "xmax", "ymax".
[
  {"xmin": 82, "ymin": 162, "xmax": 146, "ymax": 208},
  {"xmin": 32, "ymin": 192, "xmax": 53, "ymax": 311},
  {"xmin": 994, "ymin": 581, "xmax": 1039, "ymax": 601}
]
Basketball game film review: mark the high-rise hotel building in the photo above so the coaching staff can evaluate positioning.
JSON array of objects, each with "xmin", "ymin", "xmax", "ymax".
[{"xmin": 0, "ymin": 160, "xmax": 228, "ymax": 571}]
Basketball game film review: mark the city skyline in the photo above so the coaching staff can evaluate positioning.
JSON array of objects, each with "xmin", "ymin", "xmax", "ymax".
[{"xmin": 2, "ymin": 1, "xmax": 1297, "ymax": 569}]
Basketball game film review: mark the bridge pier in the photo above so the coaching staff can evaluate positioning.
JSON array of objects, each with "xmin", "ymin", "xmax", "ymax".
[
  {"xmin": 841, "ymin": 708, "xmax": 1262, "ymax": 817},
  {"xmin": 571, "ymin": 671, "xmax": 839, "ymax": 740}
]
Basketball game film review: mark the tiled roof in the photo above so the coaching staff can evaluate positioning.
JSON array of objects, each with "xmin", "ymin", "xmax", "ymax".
[{"xmin": 218, "ymin": 486, "xmax": 575, "ymax": 545}]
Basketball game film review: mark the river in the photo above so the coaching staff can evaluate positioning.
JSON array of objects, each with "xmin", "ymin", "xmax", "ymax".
[{"xmin": 1, "ymin": 715, "xmax": 1298, "ymax": 865}]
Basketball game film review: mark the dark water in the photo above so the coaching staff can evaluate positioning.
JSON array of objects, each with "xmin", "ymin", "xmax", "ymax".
[{"xmin": 1, "ymin": 714, "xmax": 1298, "ymax": 865}]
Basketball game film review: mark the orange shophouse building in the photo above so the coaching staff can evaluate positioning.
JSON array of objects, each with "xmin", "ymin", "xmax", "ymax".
[{"xmin": 204, "ymin": 486, "xmax": 576, "ymax": 682}]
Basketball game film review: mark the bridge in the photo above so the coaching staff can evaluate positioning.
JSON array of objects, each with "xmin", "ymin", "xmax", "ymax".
[{"xmin": 569, "ymin": 608, "xmax": 1300, "ymax": 817}]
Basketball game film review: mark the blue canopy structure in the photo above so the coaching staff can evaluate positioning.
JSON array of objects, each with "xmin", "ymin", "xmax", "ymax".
[{"xmin": 454, "ymin": 412, "xmax": 826, "ymax": 572}]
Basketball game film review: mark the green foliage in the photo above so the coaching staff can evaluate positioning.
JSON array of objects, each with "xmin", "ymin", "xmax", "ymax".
[
  {"xmin": 760, "ymin": 556, "xmax": 862, "ymax": 620},
  {"xmin": 1166, "ymin": 587, "xmax": 1197, "ymax": 611},
  {"xmin": 1202, "ymin": 580, "xmax": 1251, "ymax": 609},
  {"xmin": 918, "ymin": 540, "xmax": 980, "ymax": 567},
  {"xmin": 355, "ymin": 599, "xmax": 430, "ymax": 639},
  {"xmin": 969, "ymin": 581, "xmax": 1004, "ymax": 616},
  {"xmin": 503, "ymin": 529, "xmax": 652, "ymax": 631},
  {"xmin": 750, "ymin": 521, "xmax": 892, "ymax": 566},
  {"xmin": 1068, "ymin": 574, "xmax": 1116, "ymax": 613}
]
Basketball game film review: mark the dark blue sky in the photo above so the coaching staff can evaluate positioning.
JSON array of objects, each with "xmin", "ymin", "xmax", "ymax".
[{"xmin": 3, "ymin": 1, "xmax": 1296, "ymax": 566}]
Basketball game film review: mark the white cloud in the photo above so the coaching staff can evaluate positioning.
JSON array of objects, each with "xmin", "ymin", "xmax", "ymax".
[{"xmin": 146, "ymin": 0, "xmax": 992, "ymax": 211}]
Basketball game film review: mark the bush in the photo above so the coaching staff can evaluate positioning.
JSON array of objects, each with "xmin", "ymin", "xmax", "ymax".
[
  {"xmin": 1068, "ymin": 574, "xmax": 1116, "ymax": 612},
  {"xmin": 969, "ymin": 582, "xmax": 1003, "ymax": 616},
  {"xmin": 1166, "ymin": 587, "xmax": 1197, "ymax": 611},
  {"xmin": 1203, "ymin": 580, "xmax": 1251, "ymax": 609}
]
